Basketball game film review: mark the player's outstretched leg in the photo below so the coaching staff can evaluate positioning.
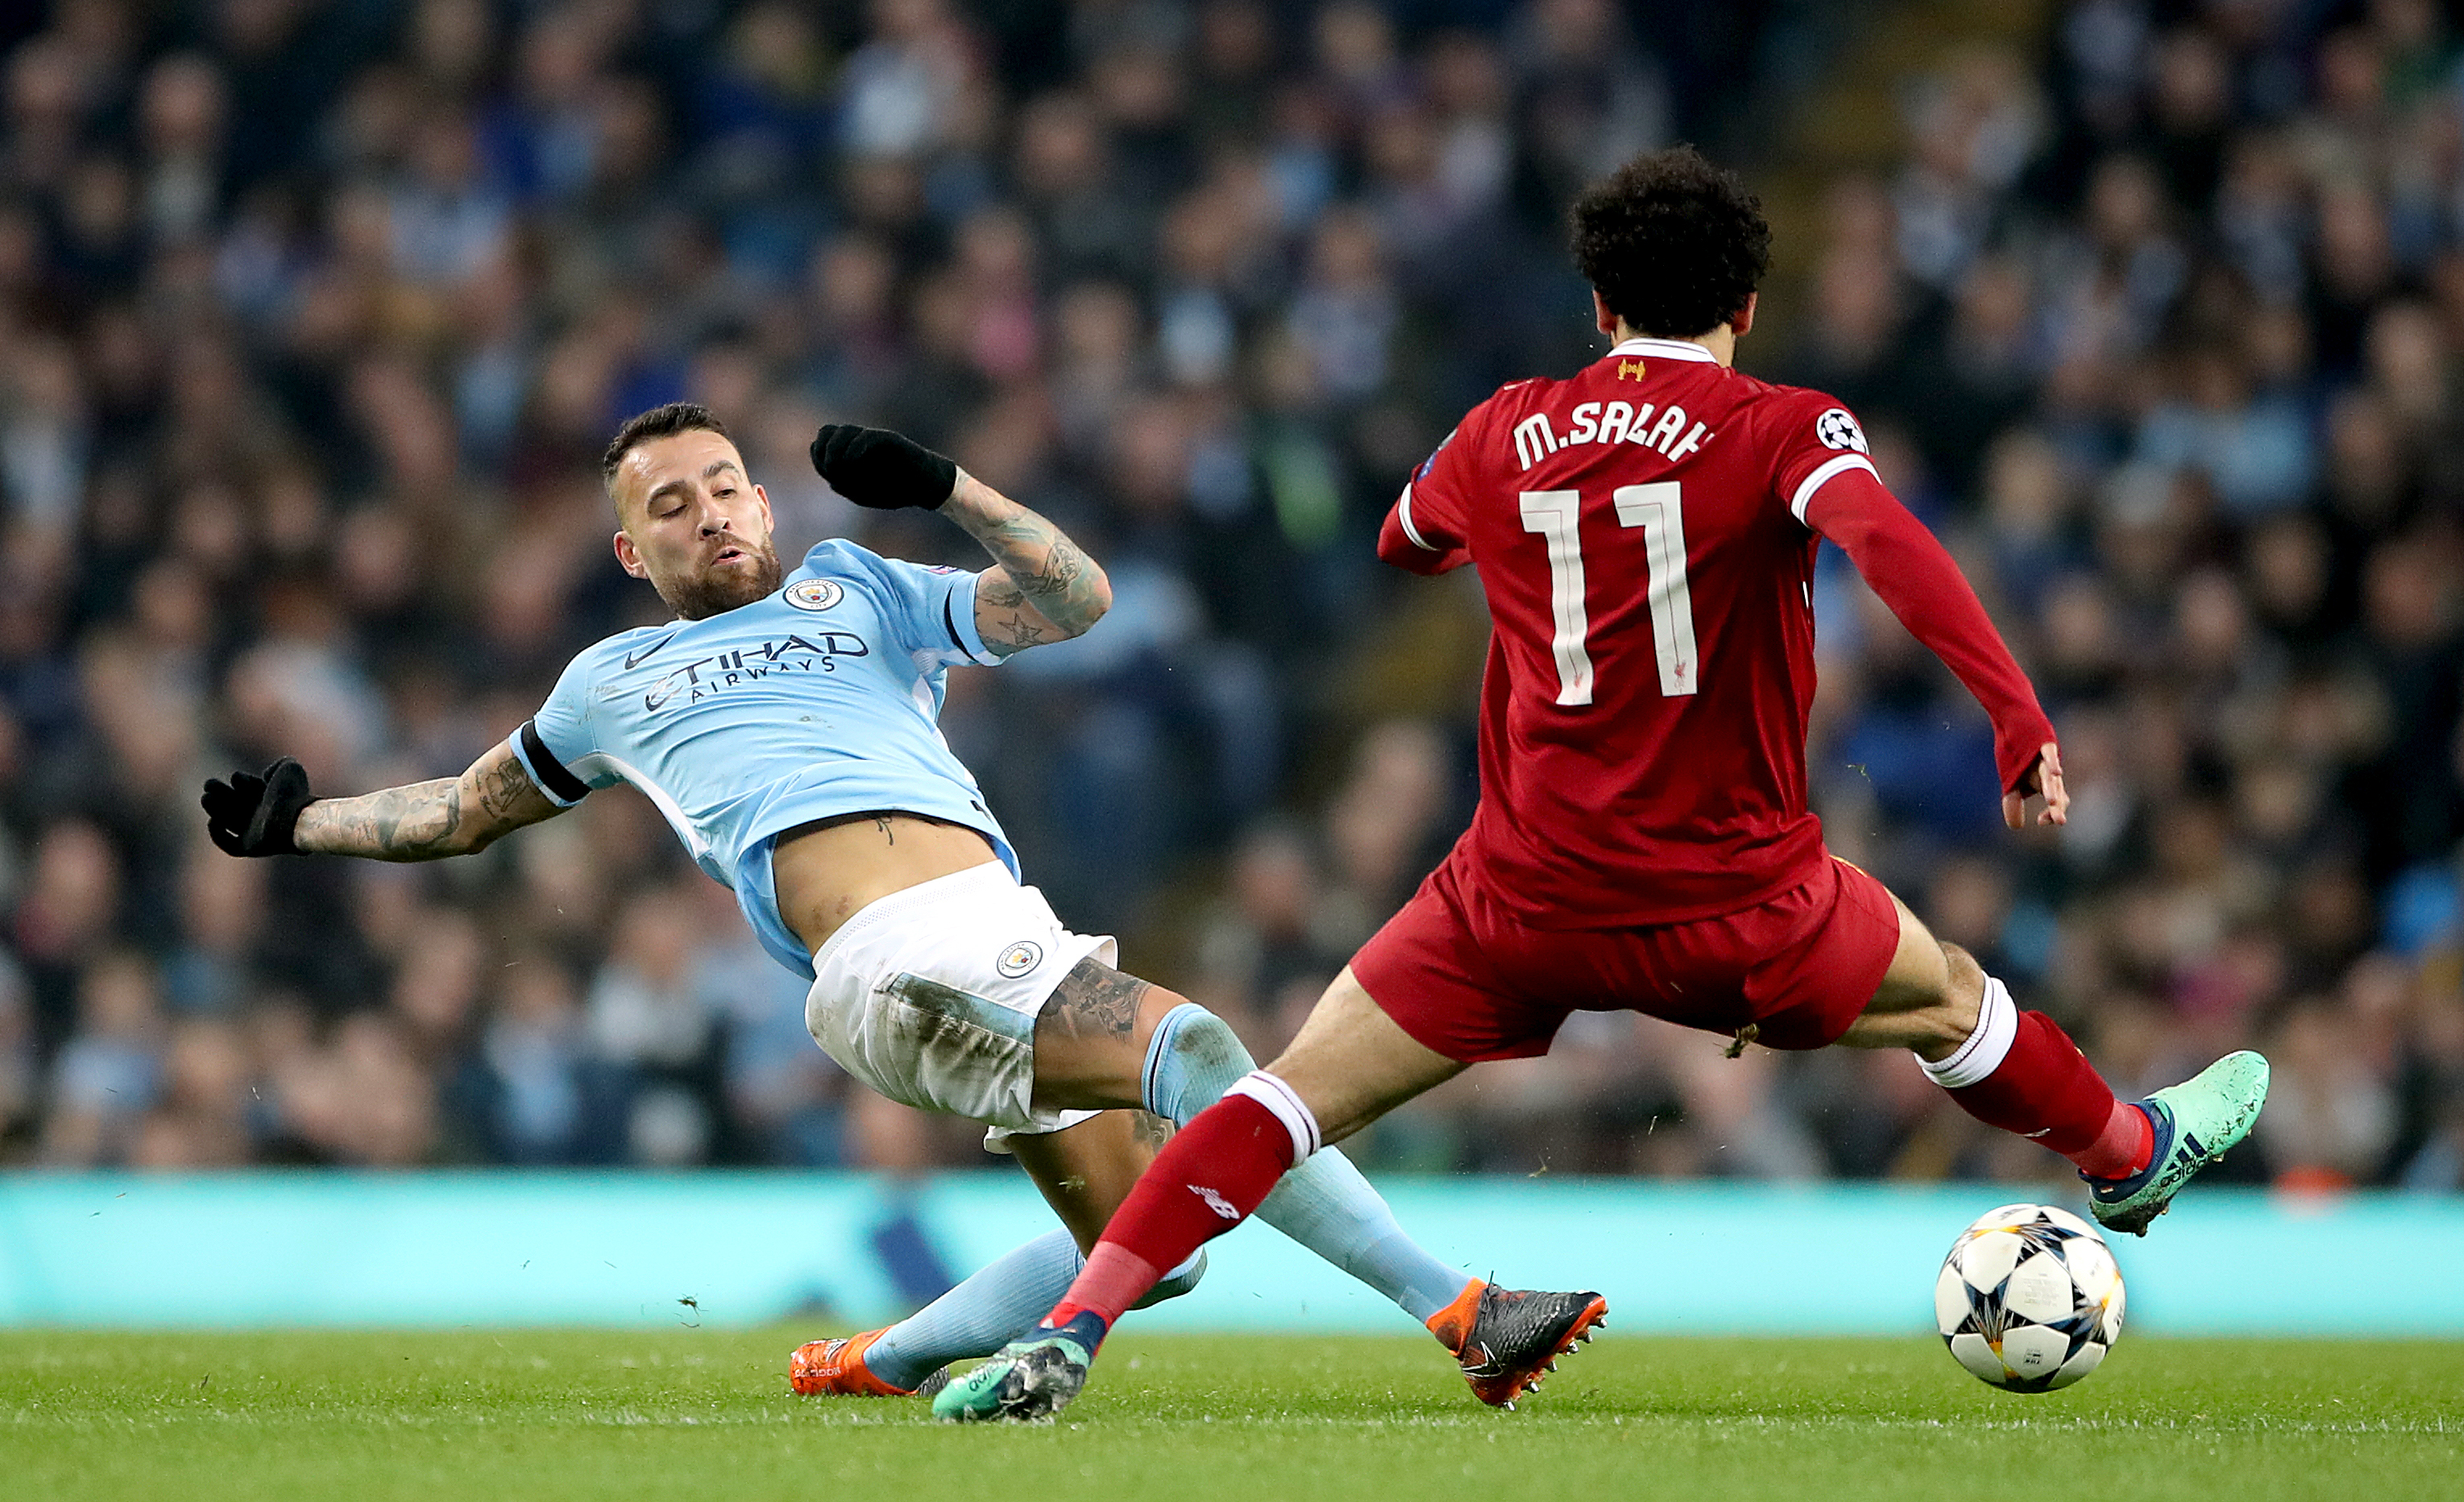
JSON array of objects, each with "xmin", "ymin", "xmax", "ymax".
[
  {"xmin": 1142, "ymin": 1008, "xmax": 1466, "ymax": 1323},
  {"xmin": 793, "ymin": 1109, "xmax": 1213, "ymax": 1398},
  {"xmin": 939, "ymin": 975, "xmax": 1608, "ymax": 1422},
  {"xmin": 1027, "ymin": 965, "xmax": 1598, "ymax": 1404},
  {"xmin": 2082, "ymin": 1050, "xmax": 2271, "ymax": 1235},
  {"xmin": 1424, "ymin": 1281, "xmax": 1610, "ymax": 1409},
  {"xmin": 1845, "ymin": 903, "xmax": 2268, "ymax": 1235},
  {"xmin": 1912, "ymin": 965, "xmax": 2267, "ymax": 1236},
  {"xmin": 791, "ymin": 1326, "xmax": 950, "ymax": 1399},
  {"xmin": 1138, "ymin": 999, "xmax": 1603, "ymax": 1405},
  {"xmin": 791, "ymin": 1233, "xmax": 1211, "ymax": 1396},
  {"xmin": 795, "ymin": 1230, "xmax": 1080, "ymax": 1396},
  {"xmin": 934, "ymin": 1081, "xmax": 1309, "ymax": 1424},
  {"xmin": 931, "ymin": 1309, "xmax": 1107, "ymax": 1422}
]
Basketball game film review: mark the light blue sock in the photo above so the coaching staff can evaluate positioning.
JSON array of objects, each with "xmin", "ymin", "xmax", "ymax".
[
  {"xmin": 864, "ymin": 1233, "xmax": 1206, "ymax": 1391},
  {"xmin": 1143, "ymin": 1002, "xmax": 1472, "ymax": 1323},
  {"xmin": 865, "ymin": 1228, "xmax": 1082, "ymax": 1391}
]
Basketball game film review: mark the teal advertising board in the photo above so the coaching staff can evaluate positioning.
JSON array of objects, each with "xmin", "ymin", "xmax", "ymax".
[{"xmin": 1, "ymin": 1173, "xmax": 2457, "ymax": 1334}]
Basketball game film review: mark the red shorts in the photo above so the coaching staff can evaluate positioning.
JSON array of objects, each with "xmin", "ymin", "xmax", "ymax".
[{"xmin": 1351, "ymin": 851, "xmax": 1902, "ymax": 1062}]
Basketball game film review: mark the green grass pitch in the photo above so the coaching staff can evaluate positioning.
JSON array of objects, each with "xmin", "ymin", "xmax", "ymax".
[{"xmin": 2, "ymin": 1329, "xmax": 2456, "ymax": 1500}]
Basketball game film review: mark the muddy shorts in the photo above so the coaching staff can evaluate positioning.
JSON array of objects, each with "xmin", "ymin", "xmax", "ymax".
[{"xmin": 803, "ymin": 861, "xmax": 1113, "ymax": 1149}]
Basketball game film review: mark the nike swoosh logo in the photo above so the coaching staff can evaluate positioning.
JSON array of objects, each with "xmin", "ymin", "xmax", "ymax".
[{"xmin": 624, "ymin": 629, "xmax": 682, "ymax": 669}]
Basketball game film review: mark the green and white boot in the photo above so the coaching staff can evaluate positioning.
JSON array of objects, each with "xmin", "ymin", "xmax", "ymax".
[
  {"xmin": 931, "ymin": 1312, "xmax": 1105, "ymax": 1423},
  {"xmin": 2086, "ymin": 1051, "xmax": 2271, "ymax": 1236}
]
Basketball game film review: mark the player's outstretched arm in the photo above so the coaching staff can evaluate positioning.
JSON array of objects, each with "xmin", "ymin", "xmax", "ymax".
[
  {"xmin": 808, "ymin": 422, "xmax": 1111, "ymax": 656},
  {"xmin": 941, "ymin": 472, "xmax": 1111, "ymax": 655},
  {"xmin": 1802, "ymin": 468, "xmax": 2067, "ymax": 828},
  {"xmin": 2001, "ymin": 740, "xmax": 2067, "ymax": 831},
  {"xmin": 205, "ymin": 742, "xmax": 567, "ymax": 861}
]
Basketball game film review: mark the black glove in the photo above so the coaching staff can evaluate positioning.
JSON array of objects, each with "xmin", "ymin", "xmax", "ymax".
[
  {"xmin": 201, "ymin": 757, "xmax": 314, "ymax": 857},
  {"xmin": 809, "ymin": 424, "xmax": 959, "ymax": 510}
]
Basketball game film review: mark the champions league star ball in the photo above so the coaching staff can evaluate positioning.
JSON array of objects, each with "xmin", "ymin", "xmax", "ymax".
[{"xmin": 1934, "ymin": 1203, "xmax": 2126, "ymax": 1392}]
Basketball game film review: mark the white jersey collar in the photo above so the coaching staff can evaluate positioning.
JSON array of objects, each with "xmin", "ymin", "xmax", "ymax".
[{"xmin": 1606, "ymin": 337, "xmax": 1719, "ymax": 363}]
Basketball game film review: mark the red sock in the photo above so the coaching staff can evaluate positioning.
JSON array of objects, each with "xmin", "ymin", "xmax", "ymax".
[
  {"xmin": 2072, "ymin": 1100, "xmax": 2155, "ymax": 1179},
  {"xmin": 1047, "ymin": 1092, "xmax": 1296, "ymax": 1329},
  {"xmin": 1939, "ymin": 1009, "xmax": 2139, "ymax": 1168}
]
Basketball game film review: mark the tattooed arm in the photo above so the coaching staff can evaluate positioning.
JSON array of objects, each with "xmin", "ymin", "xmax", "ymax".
[
  {"xmin": 292, "ymin": 740, "xmax": 569, "ymax": 861},
  {"xmin": 942, "ymin": 472, "xmax": 1114, "ymax": 656}
]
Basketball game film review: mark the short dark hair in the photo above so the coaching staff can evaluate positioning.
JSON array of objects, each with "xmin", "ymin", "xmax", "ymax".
[
  {"xmin": 602, "ymin": 402, "xmax": 730, "ymax": 490},
  {"xmin": 1570, "ymin": 147, "xmax": 1771, "ymax": 339}
]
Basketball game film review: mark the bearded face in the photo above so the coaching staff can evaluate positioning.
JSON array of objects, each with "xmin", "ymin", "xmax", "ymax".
[
  {"xmin": 608, "ymin": 429, "xmax": 786, "ymax": 620},
  {"xmin": 657, "ymin": 535, "xmax": 784, "ymax": 620}
]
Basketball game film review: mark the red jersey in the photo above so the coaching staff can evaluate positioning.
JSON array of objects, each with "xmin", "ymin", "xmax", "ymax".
[{"xmin": 1380, "ymin": 336, "xmax": 2053, "ymax": 929}]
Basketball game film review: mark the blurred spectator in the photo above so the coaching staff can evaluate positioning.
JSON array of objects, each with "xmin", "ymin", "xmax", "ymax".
[
  {"xmin": 1191, "ymin": 821, "xmax": 1350, "ymax": 1039},
  {"xmin": 587, "ymin": 886, "xmax": 724, "ymax": 1166},
  {"xmin": 479, "ymin": 950, "xmax": 602, "ymax": 1165},
  {"xmin": 0, "ymin": 0, "xmax": 2454, "ymax": 1191},
  {"xmin": 130, "ymin": 1017, "xmax": 252, "ymax": 1168},
  {"xmin": 39, "ymin": 948, "xmax": 163, "ymax": 1165},
  {"xmin": 695, "ymin": 876, "xmax": 847, "ymax": 1166},
  {"xmin": 2257, "ymin": 997, "xmax": 2399, "ymax": 1189},
  {"xmin": 0, "ymin": 952, "xmax": 34, "ymax": 1143}
]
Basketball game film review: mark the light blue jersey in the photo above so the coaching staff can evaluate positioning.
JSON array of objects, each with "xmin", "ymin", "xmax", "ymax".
[{"xmin": 508, "ymin": 539, "xmax": 1014, "ymax": 977}]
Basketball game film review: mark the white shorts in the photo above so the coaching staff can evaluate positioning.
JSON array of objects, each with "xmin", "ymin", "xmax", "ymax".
[{"xmin": 803, "ymin": 861, "xmax": 1111, "ymax": 1148}]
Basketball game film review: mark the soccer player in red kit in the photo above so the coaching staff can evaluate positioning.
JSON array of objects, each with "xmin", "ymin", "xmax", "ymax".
[{"xmin": 937, "ymin": 147, "xmax": 2272, "ymax": 1423}]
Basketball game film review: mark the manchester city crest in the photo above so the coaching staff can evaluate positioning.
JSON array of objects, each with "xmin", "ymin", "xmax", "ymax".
[{"xmin": 785, "ymin": 579, "xmax": 844, "ymax": 612}]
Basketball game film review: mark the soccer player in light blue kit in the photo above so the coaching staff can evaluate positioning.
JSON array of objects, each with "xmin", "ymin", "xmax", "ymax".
[{"xmin": 201, "ymin": 404, "xmax": 1603, "ymax": 1407}]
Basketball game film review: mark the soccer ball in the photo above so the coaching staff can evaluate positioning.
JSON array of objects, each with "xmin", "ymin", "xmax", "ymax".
[{"xmin": 1933, "ymin": 1202, "xmax": 2125, "ymax": 1392}]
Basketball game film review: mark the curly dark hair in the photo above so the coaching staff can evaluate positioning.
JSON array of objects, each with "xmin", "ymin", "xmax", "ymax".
[
  {"xmin": 601, "ymin": 401, "xmax": 730, "ymax": 490},
  {"xmin": 1570, "ymin": 147, "xmax": 1771, "ymax": 339}
]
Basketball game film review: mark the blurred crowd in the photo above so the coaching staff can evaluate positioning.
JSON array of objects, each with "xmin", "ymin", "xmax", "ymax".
[{"xmin": 0, "ymin": 0, "xmax": 2458, "ymax": 1195}]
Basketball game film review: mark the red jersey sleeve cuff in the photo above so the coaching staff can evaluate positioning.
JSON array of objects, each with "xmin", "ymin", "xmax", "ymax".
[
  {"xmin": 1995, "ymin": 717, "xmax": 2060, "ymax": 796},
  {"xmin": 1379, "ymin": 488, "xmax": 1469, "ymax": 574}
]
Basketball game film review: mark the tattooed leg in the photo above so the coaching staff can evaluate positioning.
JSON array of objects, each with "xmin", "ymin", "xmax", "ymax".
[
  {"xmin": 1028, "ymin": 959, "xmax": 1176, "ymax": 1112},
  {"xmin": 1043, "ymin": 958, "xmax": 1151, "ymax": 1040}
]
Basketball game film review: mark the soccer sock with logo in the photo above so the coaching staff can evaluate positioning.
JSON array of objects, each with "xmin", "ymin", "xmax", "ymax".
[
  {"xmin": 863, "ymin": 1230, "xmax": 1207, "ymax": 1391},
  {"xmin": 1047, "ymin": 1076, "xmax": 1311, "ymax": 1331},
  {"xmin": 1919, "ymin": 976, "xmax": 2153, "ymax": 1178},
  {"xmin": 1143, "ymin": 1004, "xmax": 1472, "ymax": 1322}
]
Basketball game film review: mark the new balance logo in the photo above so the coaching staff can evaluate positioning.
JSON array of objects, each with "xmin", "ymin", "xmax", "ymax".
[{"xmin": 1188, "ymin": 1185, "xmax": 1239, "ymax": 1220}]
